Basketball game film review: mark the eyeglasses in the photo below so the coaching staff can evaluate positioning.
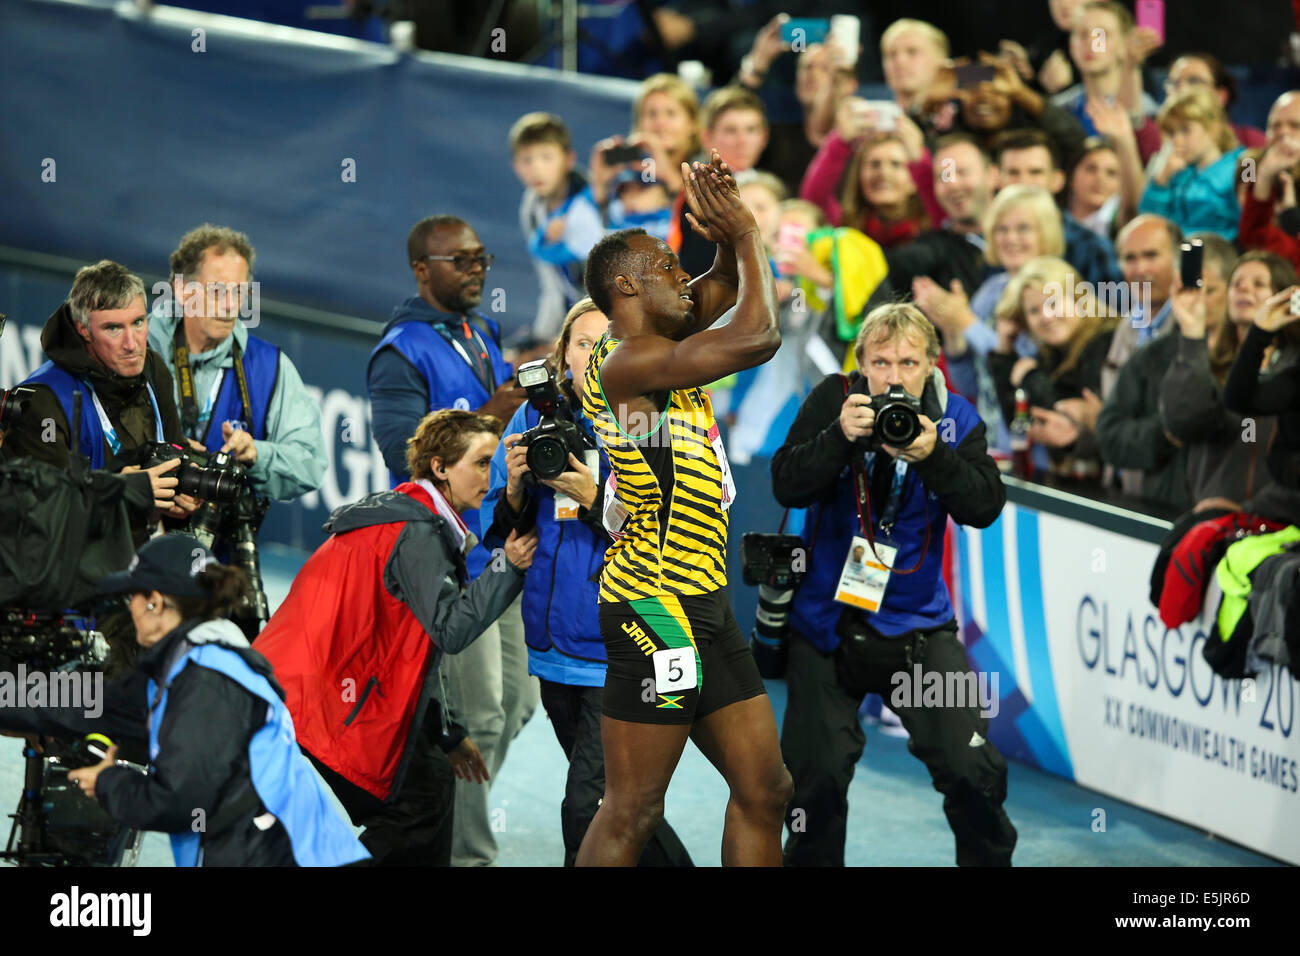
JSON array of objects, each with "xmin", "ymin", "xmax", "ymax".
[
  {"xmin": 420, "ymin": 253, "xmax": 494, "ymax": 272},
  {"xmin": 1164, "ymin": 76, "xmax": 1211, "ymax": 95}
]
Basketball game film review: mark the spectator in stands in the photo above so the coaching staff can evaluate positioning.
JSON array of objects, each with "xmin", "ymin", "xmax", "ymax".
[
  {"xmin": 800, "ymin": 106, "xmax": 938, "ymax": 246},
  {"xmin": 1001, "ymin": 0, "xmax": 1086, "ymax": 95},
  {"xmin": 1224, "ymin": 260, "xmax": 1300, "ymax": 493},
  {"xmin": 992, "ymin": 128, "xmax": 1122, "ymax": 287},
  {"xmin": 988, "ymin": 256, "xmax": 1118, "ymax": 479},
  {"xmin": 366, "ymin": 214, "xmax": 535, "ymax": 867},
  {"xmin": 1238, "ymin": 91, "xmax": 1300, "ymax": 270},
  {"xmin": 631, "ymin": 73, "xmax": 701, "ymax": 198},
  {"xmin": 736, "ymin": 16, "xmax": 854, "ymax": 195},
  {"xmin": 1051, "ymin": 1, "xmax": 1160, "ymax": 139},
  {"xmin": 1066, "ymin": 137, "xmax": 1125, "ymax": 238},
  {"xmin": 509, "ymin": 113, "xmax": 589, "ymax": 339},
  {"xmin": 922, "ymin": 52, "xmax": 1087, "ymax": 167},
  {"xmin": 565, "ymin": 166, "xmax": 675, "ymax": 265},
  {"xmin": 483, "ymin": 298, "xmax": 693, "ymax": 867},
  {"xmin": 1135, "ymin": 53, "xmax": 1267, "ymax": 163},
  {"xmin": 1102, "ymin": 213, "xmax": 1180, "ymax": 395},
  {"xmin": 1099, "ymin": 235, "xmax": 1240, "ymax": 512},
  {"xmin": 916, "ymin": 185, "xmax": 1066, "ymax": 435},
  {"xmin": 882, "ymin": 134, "xmax": 997, "ymax": 296},
  {"xmin": 1139, "ymin": 88, "xmax": 1245, "ymax": 241},
  {"xmin": 1161, "ymin": 250, "xmax": 1300, "ymax": 511},
  {"xmin": 880, "ymin": 18, "xmax": 950, "ymax": 120},
  {"xmin": 149, "ymin": 224, "xmax": 326, "ymax": 503}
]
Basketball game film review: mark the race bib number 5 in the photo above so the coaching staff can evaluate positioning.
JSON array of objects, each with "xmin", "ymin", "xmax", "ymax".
[{"xmin": 652, "ymin": 647, "xmax": 697, "ymax": 693}]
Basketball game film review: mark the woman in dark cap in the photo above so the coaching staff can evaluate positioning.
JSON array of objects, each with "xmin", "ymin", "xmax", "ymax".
[{"xmin": 0, "ymin": 533, "xmax": 368, "ymax": 867}]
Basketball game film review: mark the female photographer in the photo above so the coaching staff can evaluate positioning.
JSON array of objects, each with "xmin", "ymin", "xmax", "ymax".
[
  {"xmin": 0, "ymin": 533, "xmax": 368, "ymax": 867},
  {"xmin": 255, "ymin": 409, "xmax": 537, "ymax": 867},
  {"xmin": 482, "ymin": 298, "xmax": 692, "ymax": 867}
]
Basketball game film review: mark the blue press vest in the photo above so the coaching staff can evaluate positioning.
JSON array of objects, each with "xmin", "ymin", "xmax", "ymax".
[
  {"xmin": 193, "ymin": 336, "xmax": 280, "ymax": 452},
  {"xmin": 23, "ymin": 361, "xmax": 165, "ymax": 469},
  {"xmin": 790, "ymin": 392, "xmax": 983, "ymax": 648},
  {"xmin": 147, "ymin": 643, "xmax": 370, "ymax": 868},
  {"xmin": 370, "ymin": 314, "xmax": 510, "ymax": 578}
]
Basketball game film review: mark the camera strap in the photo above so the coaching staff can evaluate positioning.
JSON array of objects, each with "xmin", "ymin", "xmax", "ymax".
[
  {"xmin": 172, "ymin": 323, "xmax": 254, "ymax": 436},
  {"xmin": 840, "ymin": 375, "xmax": 930, "ymax": 575},
  {"xmin": 431, "ymin": 320, "xmax": 496, "ymax": 396}
]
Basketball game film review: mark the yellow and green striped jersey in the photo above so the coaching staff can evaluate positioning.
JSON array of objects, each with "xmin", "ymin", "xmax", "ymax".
[{"xmin": 583, "ymin": 333, "xmax": 730, "ymax": 602}]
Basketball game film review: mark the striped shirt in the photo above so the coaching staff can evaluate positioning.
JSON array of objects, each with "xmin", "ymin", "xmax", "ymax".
[{"xmin": 583, "ymin": 333, "xmax": 730, "ymax": 602}]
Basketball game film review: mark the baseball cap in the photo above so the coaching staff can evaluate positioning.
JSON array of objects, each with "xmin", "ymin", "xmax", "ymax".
[{"xmin": 98, "ymin": 534, "xmax": 218, "ymax": 598}]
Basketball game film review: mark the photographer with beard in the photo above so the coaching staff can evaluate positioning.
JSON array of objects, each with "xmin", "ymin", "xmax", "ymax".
[{"xmin": 770, "ymin": 302, "xmax": 1016, "ymax": 867}]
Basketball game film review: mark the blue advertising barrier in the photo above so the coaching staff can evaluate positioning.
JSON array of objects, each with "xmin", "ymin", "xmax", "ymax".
[{"xmin": 0, "ymin": 0, "xmax": 640, "ymax": 331}]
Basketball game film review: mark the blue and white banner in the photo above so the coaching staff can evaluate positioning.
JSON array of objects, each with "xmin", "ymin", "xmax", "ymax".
[{"xmin": 955, "ymin": 504, "xmax": 1300, "ymax": 865}]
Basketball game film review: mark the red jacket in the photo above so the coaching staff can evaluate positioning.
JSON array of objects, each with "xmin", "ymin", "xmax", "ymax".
[{"xmin": 255, "ymin": 482, "xmax": 524, "ymax": 800}]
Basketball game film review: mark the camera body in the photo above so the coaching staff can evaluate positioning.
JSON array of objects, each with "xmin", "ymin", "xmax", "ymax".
[
  {"xmin": 741, "ymin": 533, "xmax": 807, "ymax": 589},
  {"xmin": 853, "ymin": 382, "xmax": 923, "ymax": 450},
  {"xmin": 139, "ymin": 441, "xmax": 246, "ymax": 503},
  {"xmin": 515, "ymin": 359, "xmax": 592, "ymax": 485},
  {"xmin": 0, "ymin": 385, "xmax": 36, "ymax": 434}
]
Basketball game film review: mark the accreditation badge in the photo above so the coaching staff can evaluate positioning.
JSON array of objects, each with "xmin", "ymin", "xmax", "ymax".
[{"xmin": 834, "ymin": 535, "xmax": 897, "ymax": 612}]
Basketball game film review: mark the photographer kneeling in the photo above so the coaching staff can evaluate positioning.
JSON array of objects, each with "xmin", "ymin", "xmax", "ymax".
[
  {"xmin": 0, "ymin": 534, "xmax": 368, "ymax": 867},
  {"xmin": 483, "ymin": 298, "xmax": 692, "ymax": 867},
  {"xmin": 771, "ymin": 302, "xmax": 1017, "ymax": 867}
]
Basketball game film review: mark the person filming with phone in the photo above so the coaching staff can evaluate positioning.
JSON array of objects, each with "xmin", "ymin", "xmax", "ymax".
[{"xmin": 769, "ymin": 302, "xmax": 1016, "ymax": 867}]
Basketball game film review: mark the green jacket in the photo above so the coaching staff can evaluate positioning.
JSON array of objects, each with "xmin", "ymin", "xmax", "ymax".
[{"xmin": 1216, "ymin": 525, "xmax": 1300, "ymax": 639}]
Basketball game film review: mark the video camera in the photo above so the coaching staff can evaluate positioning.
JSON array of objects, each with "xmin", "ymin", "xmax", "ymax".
[{"xmin": 514, "ymin": 359, "xmax": 593, "ymax": 485}]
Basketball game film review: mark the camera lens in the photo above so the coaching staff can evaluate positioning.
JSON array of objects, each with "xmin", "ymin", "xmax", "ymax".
[
  {"xmin": 878, "ymin": 405, "xmax": 920, "ymax": 446},
  {"xmin": 526, "ymin": 435, "xmax": 568, "ymax": 480}
]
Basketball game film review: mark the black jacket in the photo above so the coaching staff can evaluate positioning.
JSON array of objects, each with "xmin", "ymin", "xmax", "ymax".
[
  {"xmin": 3, "ymin": 302, "xmax": 186, "ymax": 474},
  {"xmin": 883, "ymin": 229, "xmax": 991, "ymax": 302},
  {"xmin": 1096, "ymin": 331, "xmax": 1191, "ymax": 510},
  {"xmin": 0, "ymin": 618, "xmax": 294, "ymax": 866},
  {"xmin": 1223, "ymin": 324, "xmax": 1300, "ymax": 491}
]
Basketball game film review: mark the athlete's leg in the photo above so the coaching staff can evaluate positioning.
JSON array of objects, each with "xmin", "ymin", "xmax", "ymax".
[
  {"xmin": 689, "ymin": 694, "xmax": 792, "ymax": 866},
  {"xmin": 574, "ymin": 717, "xmax": 691, "ymax": 866}
]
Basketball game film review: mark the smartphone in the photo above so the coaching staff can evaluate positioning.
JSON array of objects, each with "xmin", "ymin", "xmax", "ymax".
[
  {"xmin": 1180, "ymin": 240, "xmax": 1204, "ymax": 290},
  {"xmin": 780, "ymin": 18, "xmax": 830, "ymax": 45},
  {"xmin": 778, "ymin": 222, "xmax": 808, "ymax": 251},
  {"xmin": 602, "ymin": 145, "xmax": 645, "ymax": 165},
  {"xmin": 1136, "ymin": 0, "xmax": 1165, "ymax": 44},
  {"xmin": 828, "ymin": 14, "xmax": 860, "ymax": 67},
  {"xmin": 953, "ymin": 64, "xmax": 997, "ymax": 89},
  {"xmin": 857, "ymin": 100, "xmax": 901, "ymax": 131}
]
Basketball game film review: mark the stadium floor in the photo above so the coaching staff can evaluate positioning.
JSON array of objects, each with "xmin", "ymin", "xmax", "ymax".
[{"xmin": 0, "ymin": 544, "xmax": 1280, "ymax": 868}]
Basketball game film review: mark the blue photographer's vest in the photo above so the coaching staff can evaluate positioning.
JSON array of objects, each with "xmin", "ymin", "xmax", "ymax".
[
  {"xmin": 191, "ymin": 336, "xmax": 280, "ymax": 453},
  {"xmin": 147, "ymin": 643, "xmax": 370, "ymax": 868},
  {"xmin": 370, "ymin": 314, "xmax": 508, "ymax": 579},
  {"xmin": 23, "ymin": 362, "xmax": 165, "ymax": 469}
]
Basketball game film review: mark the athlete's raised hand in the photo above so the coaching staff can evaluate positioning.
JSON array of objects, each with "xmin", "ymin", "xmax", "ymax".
[{"xmin": 680, "ymin": 149, "xmax": 756, "ymax": 246}]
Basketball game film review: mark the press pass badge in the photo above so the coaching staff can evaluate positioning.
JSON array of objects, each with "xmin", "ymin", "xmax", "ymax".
[
  {"xmin": 602, "ymin": 471, "xmax": 629, "ymax": 538},
  {"xmin": 834, "ymin": 535, "xmax": 896, "ymax": 612},
  {"xmin": 555, "ymin": 449, "xmax": 601, "ymax": 520},
  {"xmin": 706, "ymin": 423, "xmax": 738, "ymax": 511}
]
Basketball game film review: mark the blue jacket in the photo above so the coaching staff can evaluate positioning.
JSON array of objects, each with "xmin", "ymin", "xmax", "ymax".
[
  {"xmin": 772, "ymin": 371, "xmax": 1005, "ymax": 648},
  {"xmin": 368, "ymin": 296, "xmax": 513, "ymax": 578},
  {"xmin": 1139, "ymin": 147, "xmax": 1246, "ymax": 241},
  {"xmin": 482, "ymin": 394, "xmax": 608, "ymax": 685},
  {"xmin": 149, "ymin": 623, "xmax": 369, "ymax": 867}
]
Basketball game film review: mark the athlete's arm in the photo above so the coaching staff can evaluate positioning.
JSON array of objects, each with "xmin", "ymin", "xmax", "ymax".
[{"xmin": 601, "ymin": 158, "xmax": 779, "ymax": 401}]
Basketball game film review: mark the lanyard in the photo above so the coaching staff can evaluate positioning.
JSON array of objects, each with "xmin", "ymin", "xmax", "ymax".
[
  {"xmin": 850, "ymin": 449, "xmax": 930, "ymax": 575},
  {"xmin": 864, "ymin": 453, "xmax": 909, "ymax": 536},
  {"xmin": 173, "ymin": 323, "xmax": 254, "ymax": 437},
  {"xmin": 82, "ymin": 378, "xmax": 165, "ymax": 455},
  {"xmin": 432, "ymin": 320, "xmax": 496, "ymax": 395}
]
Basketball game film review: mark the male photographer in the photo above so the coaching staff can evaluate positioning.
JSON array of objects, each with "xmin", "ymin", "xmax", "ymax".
[
  {"xmin": 770, "ymin": 302, "xmax": 1017, "ymax": 867},
  {"xmin": 148, "ymin": 224, "xmax": 326, "ymax": 501},
  {"xmin": 2, "ymin": 260, "xmax": 197, "ymax": 544}
]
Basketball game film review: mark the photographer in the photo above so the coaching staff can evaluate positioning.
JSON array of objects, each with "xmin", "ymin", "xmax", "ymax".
[
  {"xmin": 148, "ymin": 225, "xmax": 326, "ymax": 501},
  {"xmin": 255, "ymin": 409, "xmax": 537, "ymax": 866},
  {"xmin": 2, "ymin": 260, "xmax": 199, "ymax": 543},
  {"xmin": 483, "ymin": 298, "xmax": 693, "ymax": 867},
  {"xmin": 0, "ymin": 534, "xmax": 368, "ymax": 866},
  {"xmin": 770, "ymin": 302, "xmax": 1016, "ymax": 867}
]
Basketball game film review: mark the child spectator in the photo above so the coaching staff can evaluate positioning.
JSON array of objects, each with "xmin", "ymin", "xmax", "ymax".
[
  {"xmin": 510, "ymin": 112, "xmax": 588, "ymax": 339},
  {"xmin": 1139, "ymin": 88, "xmax": 1246, "ymax": 241},
  {"xmin": 1136, "ymin": 53, "xmax": 1268, "ymax": 164}
]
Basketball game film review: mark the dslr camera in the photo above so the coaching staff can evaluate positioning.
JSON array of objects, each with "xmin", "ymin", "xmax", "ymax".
[
  {"xmin": 138, "ymin": 441, "xmax": 246, "ymax": 503},
  {"xmin": 851, "ymin": 380, "xmax": 923, "ymax": 449},
  {"xmin": 514, "ymin": 359, "xmax": 592, "ymax": 485}
]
